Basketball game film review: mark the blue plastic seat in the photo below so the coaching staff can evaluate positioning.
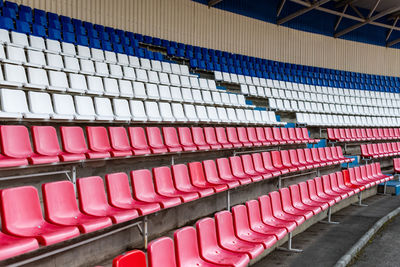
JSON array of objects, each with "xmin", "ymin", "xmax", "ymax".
[
  {"xmin": 3, "ymin": 7, "xmax": 16, "ymax": 19},
  {"xmin": 76, "ymin": 34, "xmax": 89, "ymax": 46},
  {"xmin": 0, "ymin": 16, "xmax": 14, "ymax": 30},
  {"xmin": 63, "ymin": 31, "xmax": 76, "ymax": 43},
  {"xmin": 32, "ymin": 24, "xmax": 46, "ymax": 37},
  {"xmin": 48, "ymin": 28, "xmax": 62, "ymax": 41},
  {"xmin": 34, "ymin": 9, "xmax": 47, "ymax": 26}
]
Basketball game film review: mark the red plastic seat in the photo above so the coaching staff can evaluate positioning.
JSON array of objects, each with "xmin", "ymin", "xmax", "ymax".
[
  {"xmin": 42, "ymin": 181, "xmax": 112, "ymax": 233},
  {"xmin": 288, "ymin": 128, "xmax": 302, "ymax": 144},
  {"xmin": 318, "ymin": 148, "xmax": 331, "ymax": 165},
  {"xmin": 313, "ymin": 177, "xmax": 341, "ymax": 202},
  {"xmin": 216, "ymin": 157, "xmax": 252, "ymax": 185},
  {"xmin": 255, "ymin": 127, "xmax": 270, "ymax": 146},
  {"xmin": 301, "ymin": 128, "xmax": 319, "ymax": 143},
  {"xmin": 272, "ymin": 127, "xmax": 286, "ymax": 144},
  {"xmin": 171, "ymin": 164, "xmax": 214, "ymax": 197},
  {"xmin": 0, "ymin": 125, "xmax": 52, "ymax": 166},
  {"xmin": 297, "ymin": 182, "xmax": 329, "ymax": 211},
  {"xmin": 146, "ymin": 127, "xmax": 168, "ymax": 154},
  {"xmin": 59, "ymin": 127, "xmax": 91, "ymax": 159},
  {"xmin": 203, "ymin": 159, "xmax": 239, "ymax": 189},
  {"xmin": 261, "ymin": 152, "xmax": 282, "ymax": 176},
  {"xmin": 337, "ymin": 171, "xmax": 359, "ymax": 194},
  {"xmin": 237, "ymin": 127, "xmax": 252, "ymax": 147},
  {"xmin": 258, "ymin": 195, "xmax": 297, "ymax": 232},
  {"xmin": 280, "ymin": 128, "xmax": 294, "ymax": 144},
  {"xmin": 269, "ymin": 191, "xmax": 305, "ymax": 226},
  {"xmin": 247, "ymin": 127, "xmax": 262, "ymax": 146},
  {"xmin": 341, "ymin": 169, "xmax": 364, "ymax": 192},
  {"xmin": 215, "ymin": 127, "xmax": 233, "ymax": 149},
  {"xmin": 336, "ymin": 146, "xmax": 352, "ymax": 163},
  {"xmin": 0, "ymin": 232, "xmax": 39, "ymax": 261},
  {"xmin": 306, "ymin": 179, "xmax": 335, "ymax": 207},
  {"xmin": 232, "ymin": 205, "xmax": 277, "ymax": 249},
  {"xmin": 360, "ymin": 165, "xmax": 378, "ymax": 186},
  {"xmin": 251, "ymin": 153, "xmax": 274, "ymax": 179},
  {"xmin": 241, "ymin": 154, "xmax": 268, "ymax": 179},
  {"xmin": 130, "ymin": 169, "xmax": 182, "ymax": 208},
  {"xmin": 105, "ymin": 172, "xmax": 161, "ymax": 216},
  {"xmin": 32, "ymin": 126, "xmax": 80, "ymax": 163},
  {"xmin": 280, "ymin": 150, "xmax": 298, "ymax": 172},
  {"xmin": 264, "ymin": 128, "xmax": 279, "ymax": 145},
  {"xmin": 178, "ymin": 127, "xmax": 197, "ymax": 151},
  {"xmin": 204, "ymin": 127, "xmax": 222, "ymax": 149},
  {"xmin": 128, "ymin": 127, "xmax": 151, "ymax": 155},
  {"xmin": 230, "ymin": 156, "xmax": 262, "ymax": 182},
  {"xmin": 349, "ymin": 167, "xmax": 369, "ymax": 189},
  {"xmin": 87, "ymin": 126, "xmax": 129, "ymax": 158},
  {"xmin": 324, "ymin": 147, "xmax": 339, "ymax": 165},
  {"xmin": 214, "ymin": 211, "xmax": 264, "ymax": 259},
  {"xmin": 113, "ymin": 250, "xmax": 147, "ymax": 267},
  {"xmin": 288, "ymin": 184, "xmax": 322, "ymax": 215},
  {"xmin": 279, "ymin": 188, "xmax": 313, "ymax": 219},
  {"xmin": 296, "ymin": 149, "xmax": 313, "ymax": 170},
  {"xmin": 321, "ymin": 175, "xmax": 346, "ymax": 200},
  {"xmin": 162, "ymin": 127, "xmax": 183, "ymax": 152},
  {"xmin": 0, "ymin": 186, "xmax": 80, "ymax": 246},
  {"xmin": 108, "ymin": 127, "xmax": 134, "ymax": 157},
  {"xmin": 327, "ymin": 128, "xmax": 336, "ymax": 141},
  {"xmin": 226, "ymin": 127, "xmax": 243, "ymax": 148},
  {"xmin": 304, "ymin": 148, "xmax": 320, "ymax": 168},
  {"xmin": 188, "ymin": 162, "xmax": 228, "ymax": 193},
  {"xmin": 192, "ymin": 127, "xmax": 211, "ymax": 150},
  {"xmin": 271, "ymin": 151, "xmax": 290, "ymax": 174},
  {"xmin": 148, "ymin": 237, "xmax": 177, "ymax": 267},
  {"xmin": 245, "ymin": 200, "xmax": 287, "ymax": 240},
  {"xmin": 196, "ymin": 218, "xmax": 250, "ymax": 267},
  {"xmin": 329, "ymin": 173, "xmax": 354, "ymax": 197},
  {"xmin": 174, "ymin": 227, "xmax": 217, "ymax": 267},
  {"xmin": 153, "ymin": 166, "xmax": 199, "ymax": 202},
  {"xmin": 78, "ymin": 176, "xmax": 139, "ymax": 223},
  {"xmin": 311, "ymin": 148, "xmax": 326, "ymax": 167}
]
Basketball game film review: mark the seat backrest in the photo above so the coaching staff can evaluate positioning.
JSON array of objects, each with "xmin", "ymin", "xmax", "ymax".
[
  {"xmin": 171, "ymin": 164, "xmax": 193, "ymax": 191},
  {"xmin": 1, "ymin": 186, "xmax": 44, "ymax": 231},
  {"xmin": 0, "ymin": 125, "xmax": 33, "ymax": 158},
  {"xmin": 1, "ymin": 88, "xmax": 29, "ymax": 115},
  {"xmin": 112, "ymin": 250, "xmax": 147, "ymax": 267},
  {"xmin": 264, "ymin": 127, "xmax": 275, "ymax": 142},
  {"xmin": 60, "ymin": 126, "xmax": 88, "ymax": 154},
  {"xmin": 215, "ymin": 210, "xmax": 237, "ymax": 242},
  {"xmin": 146, "ymin": 127, "xmax": 166, "ymax": 149},
  {"xmin": 231, "ymin": 205, "xmax": 251, "ymax": 233},
  {"xmin": 271, "ymin": 151, "xmax": 284, "ymax": 168},
  {"xmin": 241, "ymin": 154, "xmax": 256, "ymax": 172},
  {"xmin": 215, "ymin": 127, "xmax": 229, "ymax": 144},
  {"xmin": 196, "ymin": 217, "xmax": 219, "ymax": 252},
  {"xmin": 178, "ymin": 127, "xmax": 196, "ymax": 148},
  {"xmin": 269, "ymin": 191, "xmax": 284, "ymax": 214},
  {"xmin": 148, "ymin": 237, "xmax": 176, "ymax": 267},
  {"xmin": 237, "ymin": 127, "xmax": 250, "ymax": 143},
  {"xmin": 32, "ymin": 126, "xmax": 61, "ymax": 156},
  {"xmin": 162, "ymin": 127, "xmax": 181, "ymax": 149},
  {"xmin": 74, "ymin": 95, "xmax": 96, "ymax": 118},
  {"xmin": 108, "ymin": 127, "xmax": 131, "ymax": 151},
  {"xmin": 153, "ymin": 166, "xmax": 176, "ymax": 194},
  {"xmin": 202, "ymin": 159, "xmax": 220, "ymax": 183},
  {"xmin": 279, "ymin": 187, "xmax": 293, "ymax": 209},
  {"xmin": 128, "ymin": 127, "xmax": 150, "ymax": 153},
  {"xmin": 258, "ymin": 194, "xmax": 275, "ymax": 221},
  {"xmin": 188, "ymin": 162, "xmax": 207, "ymax": 186},
  {"xmin": 77, "ymin": 176, "xmax": 108, "ymax": 213},
  {"xmin": 86, "ymin": 126, "xmax": 112, "ymax": 153},
  {"xmin": 226, "ymin": 127, "xmax": 240, "ymax": 144},
  {"xmin": 130, "ymin": 169, "xmax": 157, "ymax": 201},
  {"xmin": 256, "ymin": 127, "xmax": 267, "ymax": 142},
  {"xmin": 42, "ymin": 181, "xmax": 80, "ymax": 221},
  {"xmin": 246, "ymin": 199, "xmax": 263, "ymax": 226},
  {"xmin": 192, "ymin": 127, "xmax": 207, "ymax": 147},
  {"xmin": 229, "ymin": 156, "xmax": 246, "ymax": 176},
  {"xmin": 204, "ymin": 127, "xmax": 220, "ymax": 147},
  {"xmin": 272, "ymin": 127, "xmax": 283, "ymax": 141},
  {"xmin": 174, "ymin": 227, "xmax": 202, "ymax": 267},
  {"xmin": 105, "ymin": 172, "xmax": 135, "ymax": 207}
]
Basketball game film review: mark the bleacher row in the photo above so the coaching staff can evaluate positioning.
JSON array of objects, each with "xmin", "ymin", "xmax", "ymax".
[
  {"xmin": 0, "ymin": 125, "xmax": 320, "ymax": 167},
  {"xmin": 361, "ymin": 142, "xmax": 400, "ymax": 159},
  {"xmin": 327, "ymin": 128, "xmax": 400, "ymax": 142},
  {"xmin": 295, "ymin": 113, "xmax": 400, "ymax": 127},
  {"xmin": 0, "ymin": 147, "xmax": 351, "ymax": 261},
  {"xmin": 111, "ymin": 163, "xmax": 392, "ymax": 267}
]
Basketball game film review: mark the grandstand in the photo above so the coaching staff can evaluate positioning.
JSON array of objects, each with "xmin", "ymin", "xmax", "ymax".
[{"xmin": 0, "ymin": 0, "xmax": 399, "ymax": 266}]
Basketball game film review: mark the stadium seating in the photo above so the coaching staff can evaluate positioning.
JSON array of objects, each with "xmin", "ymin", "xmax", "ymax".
[
  {"xmin": 328, "ymin": 128, "xmax": 400, "ymax": 142},
  {"xmin": 361, "ymin": 142, "xmax": 400, "ymax": 159},
  {"xmin": 112, "ymin": 250, "xmax": 146, "ymax": 267}
]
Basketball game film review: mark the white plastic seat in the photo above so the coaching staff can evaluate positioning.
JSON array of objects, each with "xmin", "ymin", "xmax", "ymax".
[
  {"xmin": 180, "ymin": 76, "xmax": 191, "ymax": 88},
  {"xmin": 129, "ymin": 56, "xmax": 140, "ymax": 68},
  {"xmin": 151, "ymin": 60, "xmax": 162, "ymax": 72},
  {"xmin": 227, "ymin": 108, "xmax": 239, "ymax": 123},
  {"xmin": 133, "ymin": 81, "xmax": 147, "ymax": 99},
  {"xmin": 215, "ymin": 71, "xmax": 223, "ymax": 81},
  {"xmin": 171, "ymin": 86, "xmax": 183, "ymax": 102},
  {"xmin": 0, "ymin": 89, "xmax": 29, "ymax": 118},
  {"xmin": 237, "ymin": 95, "xmax": 247, "ymax": 106},
  {"xmin": 27, "ymin": 91, "xmax": 53, "ymax": 119},
  {"xmin": 61, "ymin": 42, "xmax": 76, "ymax": 56},
  {"xmin": 52, "ymin": 94, "xmax": 75, "ymax": 120},
  {"xmin": 202, "ymin": 90, "xmax": 213, "ymax": 105},
  {"xmin": 140, "ymin": 58, "xmax": 151, "ymax": 70},
  {"xmin": 182, "ymin": 88, "xmax": 194, "ymax": 103},
  {"xmin": 240, "ymin": 84, "xmax": 249, "ymax": 95},
  {"xmin": 0, "ymin": 30, "xmax": 10, "ymax": 44},
  {"xmin": 77, "ymin": 45, "xmax": 91, "ymax": 59},
  {"xmin": 171, "ymin": 63, "xmax": 181, "ymax": 75},
  {"xmin": 236, "ymin": 108, "xmax": 247, "ymax": 123},
  {"xmin": 103, "ymin": 78, "xmax": 120, "ymax": 96},
  {"xmin": 244, "ymin": 109, "xmax": 256, "ymax": 124},
  {"xmin": 95, "ymin": 61, "xmax": 109, "ymax": 77},
  {"xmin": 222, "ymin": 72, "xmax": 231, "ymax": 83},
  {"xmin": 112, "ymin": 99, "xmax": 132, "ymax": 121},
  {"xmin": 148, "ymin": 70, "xmax": 160, "ymax": 84},
  {"xmin": 183, "ymin": 104, "xmax": 198, "ymax": 122},
  {"xmin": 180, "ymin": 65, "xmax": 190, "ymax": 76},
  {"xmin": 74, "ymin": 95, "xmax": 96, "ymax": 120},
  {"xmin": 253, "ymin": 110, "xmax": 263, "ymax": 124},
  {"xmin": 216, "ymin": 107, "xmax": 228, "ymax": 122},
  {"xmin": 245, "ymin": 76, "xmax": 253, "ymax": 85},
  {"xmin": 208, "ymin": 80, "xmax": 217, "ymax": 91},
  {"xmin": 136, "ymin": 69, "xmax": 148, "ymax": 82},
  {"xmin": 68, "ymin": 73, "xmax": 87, "ymax": 93},
  {"xmin": 206, "ymin": 106, "xmax": 219, "ymax": 122},
  {"xmin": 146, "ymin": 83, "xmax": 160, "ymax": 100},
  {"xmin": 105, "ymin": 51, "xmax": 117, "ymax": 64},
  {"xmin": 229, "ymin": 94, "xmax": 239, "ymax": 106},
  {"xmin": 230, "ymin": 73, "xmax": 238, "ymax": 83},
  {"xmin": 159, "ymin": 85, "xmax": 172, "ymax": 101},
  {"xmin": 117, "ymin": 53, "xmax": 129, "ymax": 66},
  {"xmin": 145, "ymin": 101, "xmax": 162, "ymax": 121},
  {"xmin": 190, "ymin": 77, "xmax": 200, "ymax": 89},
  {"xmin": 26, "ymin": 67, "xmax": 49, "ymax": 89},
  {"xmin": 159, "ymin": 102, "xmax": 175, "ymax": 122},
  {"xmin": 48, "ymin": 71, "xmax": 68, "ymax": 91},
  {"xmin": 171, "ymin": 103, "xmax": 187, "ymax": 122},
  {"xmin": 192, "ymin": 90, "xmax": 203, "ymax": 103},
  {"xmin": 64, "ymin": 56, "xmax": 80, "ymax": 72},
  {"xmin": 80, "ymin": 59, "xmax": 95, "ymax": 75},
  {"xmin": 46, "ymin": 53, "xmax": 64, "ymax": 70},
  {"xmin": 29, "ymin": 35, "xmax": 46, "ymax": 51},
  {"xmin": 5, "ymin": 45, "xmax": 26, "ymax": 65},
  {"xmin": 123, "ymin": 66, "xmax": 136, "ymax": 80},
  {"xmin": 94, "ymin": 97, "xmax": 114, "ymax": 121},
  {"xmin": 195, "ymin": 105, "xmax": 209, "ymax": 122},
  {"xmin": 162, "ymin": 62, "xmax": 172, "ymax": 73},
  {"xmin": 119, "ymin": 80, "xmax": 134, "ymax": 98},
  {"xmin": 252, "ymin": 77, "xmax": 260, "ymax": 86},
  {"xmin": 211, "ymin": 91, "xmax": 223, "ymax": 105},
  {"xmin": 248, "ymin": 86, "xmax": 257, "ymax": 96},
  {"xmin": 220, "ymin": 93, "xmax": 231, "ymax": 106},
  {"xmin": 257, "ymin": 86, "xmax": 265, "ymax": 97},
  {"xmin": 170, "ymin": 74, "xmax": 181, "ymax": 87},
  {"xmin": 46, "ymin": 39, "xmax": 62, "ymax": 54},
  {"xmin": 87, "ymin": 76, "xmax": 104, "ymax": 95},
  {"xmin": 130, "ymin": 100, "xmax": 147, "ymax": 121},
  {"xmin": 26, "ymin": 50, "xmax": 46, "ymax": 68},
  {"xmin": 109, "ymin": 64, "xmax": 123, "ymax": 78},
  {"xmin": 199, "ymin": 78, "xmax": 209, "ymax": 90},
  {"xmin": 159, "ymin": 72, "xmax": 170, "ymax": 85}
]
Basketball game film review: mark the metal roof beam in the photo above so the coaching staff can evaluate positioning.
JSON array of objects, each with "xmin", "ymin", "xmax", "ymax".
[
  {"xmin": 386, "ymin": 16, "xmax": 399, "ymax": 41},
  {"xmin": 334, "ymin": 5, "xmax": 400, "ymax": 38},
  {"xmin": 277, "ymin": 0, "xmax": 331, "ymax": 25},
  {"xmin": 208, "ymin": 0, "xmax": 223, "ymax": 7},
  {"xmin": 277, "ymin": 0, "xmax": 287, "ymax": 17}
]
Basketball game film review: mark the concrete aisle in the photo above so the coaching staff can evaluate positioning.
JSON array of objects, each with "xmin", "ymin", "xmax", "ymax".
[{"xmin": 253, "ymin": 194, "xmax": 400, "ymax": 267}]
